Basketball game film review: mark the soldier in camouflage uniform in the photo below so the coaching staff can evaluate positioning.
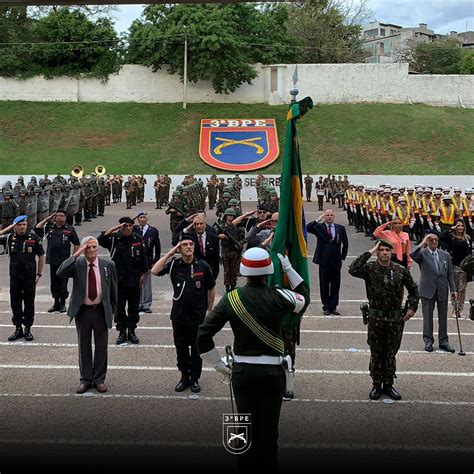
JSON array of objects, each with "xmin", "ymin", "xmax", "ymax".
[
  {"xmin": 217, "ymin": 208, "xmax": 244, "ymax": 292},
  {"xmin": 215, "ymin": 192, "xmax": 231, "ymax": 219},
  {"xmin": 207, "ymin": 175, "xmax": 218, "ymax": 210},
  {"xmin": 349, "ymin": 240, "xmax": 419, "ymax": 400},
  {"xmin": 166, "ymin": 191, "xmax": 188, "ymax": 239},
  {"xmin": 266, "ymin": 189, "xmax": 280, "ymax": 214},
  {"xmin": 97, "ymin": 178, "xmax": 106, "ymax": 216},
  {"xmin": 216, "ymin": 178, "xmax": 225, "ymax": 200},
  {"xmin": 1, "ymin": 190, "xmax": 19, "ymax": 229},
  {"xmin": 304, "ymin": 174, "xmax": 313, "ymax": 202}
]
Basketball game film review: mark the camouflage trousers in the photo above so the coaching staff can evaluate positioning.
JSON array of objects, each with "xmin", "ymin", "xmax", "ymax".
[
  {"xmin": 222, "ymin": 248, "xmax": 241, "ymax": 289},
  {"xmin": 367, "ymin": 318, "xmax": 404, "ymax": 385}
]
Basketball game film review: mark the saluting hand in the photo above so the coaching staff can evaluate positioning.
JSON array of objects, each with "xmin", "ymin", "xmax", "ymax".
[{"xmin": 369, "ymin": 241, "xmax": 380, "ymax": 255}]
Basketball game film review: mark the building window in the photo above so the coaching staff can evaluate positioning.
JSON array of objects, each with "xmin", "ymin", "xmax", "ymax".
[
  {"xmin": 380, "ymin": 28, "xmax": 386, "ymax": 36},
  {"xmin": 390, "ymin": 29, "xmax": 397, "ymax": 35},
  {"xmin": 365, "ymin": 28, "xmax": 378, "ymax": 38}
]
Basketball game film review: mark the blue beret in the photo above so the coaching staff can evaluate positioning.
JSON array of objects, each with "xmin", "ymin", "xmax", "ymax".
[
  {"xmin": 136, "ymin": 211, "xmax": 147, "ymax": 217},
  {"xmin": 13, "ymin": 215, "xmax": 28, "ymax": 225}
]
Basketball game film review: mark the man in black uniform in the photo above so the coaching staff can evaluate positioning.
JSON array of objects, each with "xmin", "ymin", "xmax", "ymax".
[
  {"xmin": 197, "ymin": 248, "xmax": 309, "ymax": 470},
  {"xmin": 0, "ymin": 215, "xmax": 45, "ymax": 341},
  {"xmin": 35, "ymin": 210, "xmax": 80, "ymax": 313},
  {"xmin": 98, "ymin": 217, "xmax": 148, "ymax": 345},
  {"xmin": 152, "ymin": 233, "xmax": 216, "ymax": 393}
]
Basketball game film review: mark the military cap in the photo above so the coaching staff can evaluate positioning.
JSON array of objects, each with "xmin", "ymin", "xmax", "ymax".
[
  {"xmin": 228, "ymin": 199, "xmax": 240, "ymax": 206},
  {"xmin": 433, "ymin": 190, "xmax": 442, "ymax": 195},
  {"xmin": 19, "ymin": 187, "xmax": 27, "ymax": 194},
  {"xmin": 55, "ymin": 209, "xmax": 67, "ymax": 215},
  {"xmin": 172, "ymin": 191, "xmax": 181, "ymax": 197},
  {"xmin": 136, "ymin": 211, "xmax": 147, "ymax": 217},
  {"xmin": 222, "ymin": 192, "xmax": 231, "ymax": 198},
  {"xmin": 3, "ymin": 189, "xmax": 13, "ymax": 197},
  {"xmin": 13, "ymin": 215, "xmax": 28, "ymax": 225},
  {"xmin": 397, "ymin": 197, "xmax": 407, "ymax": 203},
  {"xmin": 118, "ymin": 216, "xmax": 134, "ymax": 225},
  {"xmin": 223, "ymin": 208, "xmax": 237, "ymax": 217},
  {"xmin": 454, "ymin": 187, "xmax": 461, "ymax": 192},
  {"xmin": 34, "ymin": 186, "xmax": 42, "ymax": 193},
  {"xmin": 376, "ymin": 239, "xmax": 393, "ymax": 250},
  {"xmin": 176, "ymin": 185, "xmax": 184, "ymax": 191},
  {"xmin": 178, "ymin": 232, "xmax": 197, "ymax": 244},
  {"xmin": 269, "ymin": 189, "xmax": 278, "ymax": 196},
  {"xmin": 424, "ymin": 228, "xmax": 440, "ymax": 237},
  {"xmin": 442, "ymin": 194, "xmax": 452, "ymax": 200}
]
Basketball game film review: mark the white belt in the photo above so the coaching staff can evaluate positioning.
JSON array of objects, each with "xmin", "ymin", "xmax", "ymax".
[{"xmin": 233, "ymin": 355, "xmax": 282, "ymax": 365}]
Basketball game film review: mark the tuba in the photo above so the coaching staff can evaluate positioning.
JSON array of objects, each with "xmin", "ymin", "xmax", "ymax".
[
  {"xmin": 95, "ymin": 165, "xmax": 106, "ymax": 176},
  {"xmin": 71, "ymin": 164, "xmax": 84, "ymax": 178}
]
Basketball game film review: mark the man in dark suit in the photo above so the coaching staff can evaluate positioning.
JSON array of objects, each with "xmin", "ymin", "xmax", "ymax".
[
  {"xmin": 134, "ymin": 211, "xmax": 161, "ymax": 314},
  {"xmin": 307, "ymin": 209, "xmax": 349, "ymax": 315},
  {"xmin": 57, "ymin": 236, "xmax": 118, "ymax": 394},
  {"xmin": 175, "ymin": 213, "xmax": 220, "ymax": 279},
  {"xmin": 410, "ymin": 229, "xmax": 457, "ymax": 352}
]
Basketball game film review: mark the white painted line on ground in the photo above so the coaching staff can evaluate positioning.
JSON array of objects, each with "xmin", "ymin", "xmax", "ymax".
[
  {"xmin": 0, "ymin": 323, "xmax": 472, "ymax": 336},
  {"xmin": 0, "ymin": 364, "xmax": 472, "ymax": 377},
  {"xmin": 0, "ymin": 392, "xmax": 472, "ymax": 408},
  {"xmin": 0, "ymin": 341, "xmax": 471, "ymax": 356}
]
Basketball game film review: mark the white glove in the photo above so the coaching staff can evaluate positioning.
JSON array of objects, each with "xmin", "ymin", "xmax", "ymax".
[
  {"xmin": 201, "ymin": 347, "xmax": 231, "ymax": 376},
  {"xmin": 277, "ymin": 253, "xmax": 303, "ymax": 289},
  {"xmin": 277, "ymin": 253, "xmax": 292, "ymax": 272}
]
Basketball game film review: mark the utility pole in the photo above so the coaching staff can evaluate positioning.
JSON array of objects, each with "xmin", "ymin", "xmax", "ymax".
[{"xmin": 183, "ymin": 25, "xmax": 188, "ymax": 110}]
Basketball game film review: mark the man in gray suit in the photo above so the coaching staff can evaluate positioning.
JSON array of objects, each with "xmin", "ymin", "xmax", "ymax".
[
  {"xmin": 57, "ymin": 236, "xmax": 118, "ymax": 394},
  {"xmin": 410, "ymin": 230, "xmax": 457, "ymax": 353}
]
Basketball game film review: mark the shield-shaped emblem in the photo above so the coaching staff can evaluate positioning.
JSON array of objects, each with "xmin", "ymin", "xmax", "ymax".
[
  {"xmin": 222, "ymin": 413, "xmax": 252, "ymax": 455},
  {"xmin": 200, "ymin": 119, "xmax": 279, "ymax": 172}
]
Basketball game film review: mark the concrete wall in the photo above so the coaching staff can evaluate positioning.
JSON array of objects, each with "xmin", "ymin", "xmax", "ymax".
[
  {"xmin": 2, "ymin": 175, "xmax": 473, "ymax": 202},
  {"xmin": 0, "ymin": 63, "xmax": 473, "ymax": 108}
]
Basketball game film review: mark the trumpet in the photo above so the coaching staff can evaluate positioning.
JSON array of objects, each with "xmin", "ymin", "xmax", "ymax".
[{"xmin": 71, "ymin": 164, "xmax": 84, "ymax": 178}]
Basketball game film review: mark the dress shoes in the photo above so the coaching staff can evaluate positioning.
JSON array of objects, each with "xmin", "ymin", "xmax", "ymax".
[
  {"xmin": 283, "ymin": 390, "xmax": 294, "ymax": 401},
  {"xmin": 116, "ymin": 330, "xmax": 127, "ymax": 345},
  {"xmin": 439, "ymin": 342, "xmax": 455, "ymax": 353},
  {"xmin": 424, "ymin": 342, "xmax": 434, "ymax": 352},
  {"xmin": 323, "ymin": 309, "xmax": 331, "ymax": 316},
  {"xmin": 190, "ymin": 381, "xmax": 201, "ymax": 393},
  {"xmin": 8, "ymin": 326, "xmax": 24, "ymax": 341},
  {"xmin": 23, "ymin": 327, "xmax": 34, "ymax": 341},
  {"xmin": 128, "ymin": 328, "xmax": 139, "ymax": 344},
  {"xmin": 383, "ymin": 384, "xmax": 402, "ymax": 400},
  {"xmin": 95, "ymin": 383, "xmax": 108, "ymax": 393},
  {"xmin": 175, "ymin": 377, "xmax": 190, "ymax": 392},
  {"xmin": 76, "ymin": 383, "xmax": 92, "ymax": 394},
  {"xmin": 331, "ymin": 310, "xmax": 341, "ymax": 316},
  {"xmin": 369, "ymin": 383, "xmax": 382, "ymax": 400}
]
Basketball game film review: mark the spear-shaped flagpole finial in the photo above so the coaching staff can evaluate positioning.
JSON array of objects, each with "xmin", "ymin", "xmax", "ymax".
[{"xmin": 289, "ymin": 65, "xmax": 299, "ymax": 104}]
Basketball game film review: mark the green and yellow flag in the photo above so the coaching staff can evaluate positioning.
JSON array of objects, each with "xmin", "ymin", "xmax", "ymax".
[{"xmin": 269, "ymin": 96, "xmax": 313, "ymax": 291}]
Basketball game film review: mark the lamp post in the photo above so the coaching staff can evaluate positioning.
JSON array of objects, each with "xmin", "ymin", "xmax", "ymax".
[{"xmin": 183, "ymin": 25, "xmax": 188, "ymax": 110}]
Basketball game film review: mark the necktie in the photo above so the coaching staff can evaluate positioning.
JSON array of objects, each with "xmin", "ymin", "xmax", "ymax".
[
  {"xmin": 88, "ymin": 263, "xmax": 97, "ymax": 301},
  {"xmin": 327, "ymin": 225, "xmax": 333, "ymax": 241},
  {"xmin": 141, "ymin": 226, "xmax": 145, "ymax": 237},
  {"xmin": 432, "ymin": 251, "xmax": 439, "ymax": 272},
  {"xmin": 199, "ymin": 235, "xmax": 205, "ymax": 255}
]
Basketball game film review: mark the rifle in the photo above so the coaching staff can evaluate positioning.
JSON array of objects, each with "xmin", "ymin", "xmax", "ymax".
[
  {"xmin": 167, "ymin": 201, "xmax": 188, "ymax": 218},
  {"xmin": 214, "ymin": 220, "xmax": 246, "ymax": 252}
]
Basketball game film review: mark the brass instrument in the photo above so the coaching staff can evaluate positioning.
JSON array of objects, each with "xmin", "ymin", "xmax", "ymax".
[
  {"xmin": 71, "ymin": 164, "xmax": 84, "ymax": 179},
  {"xmin": 95, "ymin": 165, "xmax": 106, "ymax": 176}
]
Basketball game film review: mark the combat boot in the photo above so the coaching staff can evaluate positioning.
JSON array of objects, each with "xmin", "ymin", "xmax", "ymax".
[
  {"xmin": 59, "ymin": 298, "xmax": 67, "ymax": 313},
  {"xmin": 128, "ymin": 328, "xmax": 139, "ymax": 344},
  {"xmin": 369, "ymin": 383, "xmax": 382, "ymax": 400},
  {"xmin": 8, "ymin": 326, "xmax": 24, "ymax": 341},
  {"xmin": 383, "ymin": 384, "xmax": 401, "ymax": 400},
  {"xmin": 48, "ymin": 299, "xmax": 60, "ymax": 313},
  {"xmin": 116, "ymin": 330, "xmax": 127, "ymax": 345},
  {"xmin": 24, "ymin": 326, "xmax": 34, "ymax": 341}
]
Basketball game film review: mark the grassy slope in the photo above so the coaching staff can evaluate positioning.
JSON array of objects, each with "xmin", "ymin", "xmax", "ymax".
[{"xmin": 0, "ymin": 101, "xmax": 472, "ymax": 175}]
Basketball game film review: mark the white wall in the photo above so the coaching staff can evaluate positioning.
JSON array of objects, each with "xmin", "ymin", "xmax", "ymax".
[
  {"xmin": 1, "ymin": 63, "xmax": 473, "ymax": 108},
  {"xmin": 2, "ymin": 175, "xmax": 473, "ymax": 202}
]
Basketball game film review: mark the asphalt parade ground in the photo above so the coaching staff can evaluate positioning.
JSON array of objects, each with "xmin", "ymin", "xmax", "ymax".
[{"xmin": 0, "ymin": 199, "xmax": 472, "ymax": 473}]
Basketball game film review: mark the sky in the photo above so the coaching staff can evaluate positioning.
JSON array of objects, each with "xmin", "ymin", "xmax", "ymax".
[{"xmin": 112, "ymin": 1, "xmax": 473, "ymax": 36}]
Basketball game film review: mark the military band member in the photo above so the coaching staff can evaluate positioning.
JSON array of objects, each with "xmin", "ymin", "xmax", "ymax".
[
  {"xmin": 98, "ymin": 217, "xmax": 148, "ymax": 345},
  {"xmin": 152, "ymin": 233, "xmax": 215, "ymax": 393},
  {"xmin": 349, "ymin": 240, "xmax": 419, "ymax": 400},
  {"xmin": 304, "ymin": 174, "xmax": 313, "ymax": 202},
  {"xmin": 0, "ymin": 216, "xmax": 45, "ymax": 341},
  {"xmin": 197, "ymin": 248, "xmax": 309, "ymax": 471}
]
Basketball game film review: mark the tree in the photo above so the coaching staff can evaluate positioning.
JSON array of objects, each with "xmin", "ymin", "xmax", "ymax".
[
  {"xmin": 126, "ymin": 3, "xmax": 300, "ymax": 94},
  {"xmin": 287, "ymin": 0, "xmax": 372, "ymax": 64},
  {"xmin": 459, "ymin": 50, "xmax": 474, "ymax": 74},
  {"xmin": 0, "ymin": 7, "xmax": 122, "ymax": 79},
  {"xmin": 411, "ymin": 38, "xmax": 462, "ymax": 74}
]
